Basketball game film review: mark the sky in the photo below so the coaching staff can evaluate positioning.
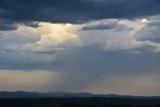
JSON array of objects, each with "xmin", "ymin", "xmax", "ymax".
[{"xmin": 0, "ymin": 0, "xmax": 160, "ymax": 96}]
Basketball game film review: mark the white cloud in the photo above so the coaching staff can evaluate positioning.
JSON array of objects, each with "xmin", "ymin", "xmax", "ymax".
[
  {"xmin": 7, "ymin": 22, "xmax": 82, "ymax": 53},
  {"xmin": 79, "ymin": 17, "xmax": 160, "ymax": 52}
]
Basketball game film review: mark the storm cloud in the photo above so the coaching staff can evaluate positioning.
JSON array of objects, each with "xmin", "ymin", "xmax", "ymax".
[{"xmin": 1, "ymin": 0, "xmax": 160, "ymax": 30}]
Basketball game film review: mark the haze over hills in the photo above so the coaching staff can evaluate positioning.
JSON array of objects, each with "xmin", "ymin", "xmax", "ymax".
[{"xmin": 0, "ymin": 91, "xmax": 160, "ymax": 98}]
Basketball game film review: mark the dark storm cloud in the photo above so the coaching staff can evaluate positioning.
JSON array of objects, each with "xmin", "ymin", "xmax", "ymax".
[
  {"xmin": 0, "ymin": 18, "xmax": 39, "ymax": 31},
  {"xmin": 22, "ymin": 21, "xmax": 40, "ymax": 28},
  {"xmin": 0, "ymin": 18, "xmax": 17, "ymax": 31},
  {"xmin": 82, "ymin": 22, "xmax": 129, "ymax": 31},
  {"xmin": 1, "ymin": 0, "xmax": 160, "ymax": 30}
]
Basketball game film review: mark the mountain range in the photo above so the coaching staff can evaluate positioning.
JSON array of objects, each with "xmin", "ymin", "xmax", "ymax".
[{"xmin": 0, "ymin": 91, "xmax": 160, "ymax": 98}]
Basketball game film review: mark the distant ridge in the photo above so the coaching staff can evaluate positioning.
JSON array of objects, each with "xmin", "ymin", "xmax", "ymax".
[{"xmin": 0, "ymin": 91, "xmax": 160, "ymax": 98}]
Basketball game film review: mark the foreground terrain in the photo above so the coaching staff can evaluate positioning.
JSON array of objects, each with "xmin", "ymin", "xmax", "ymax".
[{"xmin": 0, "ymin": 97, "xmax": 160, "ymax": 107}]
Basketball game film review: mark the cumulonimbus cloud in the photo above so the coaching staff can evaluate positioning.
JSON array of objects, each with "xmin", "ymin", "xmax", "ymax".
[{"xmin": 1, "ymin": 16, "xmax": 160, "ymax": 54}]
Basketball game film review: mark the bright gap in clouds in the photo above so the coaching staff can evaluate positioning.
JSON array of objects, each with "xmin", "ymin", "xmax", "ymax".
[{"xmin": 0, "ymin": 70, "xmax": 60, "ymax": 92}]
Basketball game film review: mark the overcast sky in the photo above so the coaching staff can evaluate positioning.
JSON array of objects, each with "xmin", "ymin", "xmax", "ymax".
[{"xmin": 0, "ymin": 0, "xmax": 160, "ymax": 96}]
